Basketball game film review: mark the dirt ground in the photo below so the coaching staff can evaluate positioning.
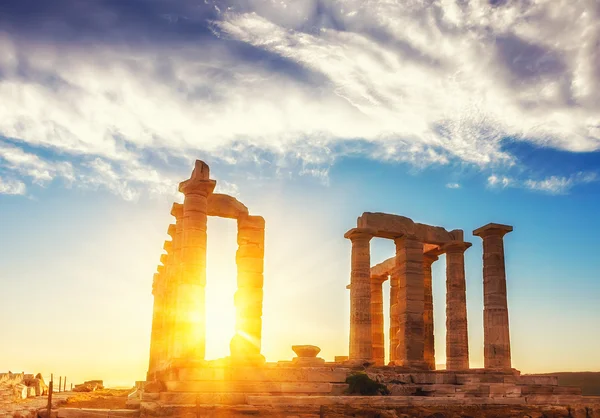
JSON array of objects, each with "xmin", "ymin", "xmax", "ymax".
[{"xmin": 61, "ymin": 388, "xmax": 132, "ymax": 409}]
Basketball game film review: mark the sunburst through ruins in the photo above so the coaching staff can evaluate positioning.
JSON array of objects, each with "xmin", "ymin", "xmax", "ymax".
[{"xmin": 136, "ymin": 160, "xmax": 597, "ymax": 417}]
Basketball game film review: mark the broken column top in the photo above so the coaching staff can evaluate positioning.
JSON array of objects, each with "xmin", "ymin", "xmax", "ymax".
[
  {"xmin": 473, "ymin": 223, "xmax": 514, "ymax": 237},
  {"xmin": 170, "ymin": 203, "xmax": 183, "ymax": 217},
  {"xmin": 178, "ymin": 160, "xmax": 216, "ymax": 194}
]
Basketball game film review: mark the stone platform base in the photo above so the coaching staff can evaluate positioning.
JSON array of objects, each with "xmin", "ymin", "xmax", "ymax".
[{"xmin": 135, "ymin": 364, "xmax": 600, "ymax": 417}]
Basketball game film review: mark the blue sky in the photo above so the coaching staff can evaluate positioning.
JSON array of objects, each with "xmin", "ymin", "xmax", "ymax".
[{"xmin": 0, "ymin": 0, "xmax": 599, "ymax": 386}]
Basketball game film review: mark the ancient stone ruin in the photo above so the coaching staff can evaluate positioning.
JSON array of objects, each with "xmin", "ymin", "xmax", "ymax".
[
  {"xmin": 137, "ymin": 160, "xmax": 600, "ymax": 417},
  {"xmin": 345, "ymin": 214, "xmax": 512, "ymax": 371}
]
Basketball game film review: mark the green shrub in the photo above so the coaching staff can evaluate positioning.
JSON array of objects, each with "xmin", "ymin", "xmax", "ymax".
[{"xmin": 345, "ymin": 372, "xmax": 390, "ymax": 396}]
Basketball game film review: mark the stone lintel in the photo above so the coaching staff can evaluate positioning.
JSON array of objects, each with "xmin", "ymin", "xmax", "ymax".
[
  {"xmin": 167, "ymin": 224, "xmax": 176, "ymax": 237},
  {"xmin": 208, "ymin": 194, "xmax": 249, "ymax": 219},
  {"xmin": 170, "ymin": 203, "xmax": 183, "ymax": 218},
  {"xmin": 473, "ymin": 223, "xmax": 513, "ymax": 237},
  {"xmin": 357, "ymin": 212, "xmax": 453, "ymax": 244},
  {"xmin": 370, "ymin": 257, "xmax": 395, "ymax": 278},
  {"xmin": 344, "ymin": 228, "xmax": 375, "ymax": 241},
  {"xmin": 442, "ymin": 241, "xmax": 472, "ymax": 253}
]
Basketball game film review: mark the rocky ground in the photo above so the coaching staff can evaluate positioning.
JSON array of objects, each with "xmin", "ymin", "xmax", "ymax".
[{"xmin": 0, "ymin": 389, "xmax": 131, "ymax": 418}]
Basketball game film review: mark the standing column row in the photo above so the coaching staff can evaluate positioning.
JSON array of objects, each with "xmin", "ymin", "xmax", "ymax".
[{"xmin": 231, "ymin": 215, "xmax": 266, "ymax": 364}]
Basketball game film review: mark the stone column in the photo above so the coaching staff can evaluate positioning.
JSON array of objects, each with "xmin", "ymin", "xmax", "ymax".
[
  {"xmin": 473, "ymin": 223, "xmax": 513, "ymax": 370},
  {"xmin": 147, "ymin": 268, "xmax": 164, "ymax": 380},
  {"xmin": 423, "ymin": 252, "xmax": 438, "ymax": 370},
  {"xmin": 394, "ymin": 235, "xmax": 426, "ymax": 369},
  {"xmin": 370, "ymin": 275, "xmax": 386, "ymax": 366},
  {"xmin": 230, "ymin": 215, "xmax": 266, "ymax": 364},
  {"xmin": 173, "ymin": 160, "xmax": 216, "ymax": 363},
  {"xmin": 165, "ymin": 206, "xmax": 183, "ymax": 364},
  {"xmin": 389, "ymin": 269, "xmax": 398, "ymax": 364},
  {"xmin": 344, "ymin": 228, "xmax": 373, "ymax": 363},
  {"xmin": 445, "ymin": 241, "xmax": 471, "ymax": 370}
]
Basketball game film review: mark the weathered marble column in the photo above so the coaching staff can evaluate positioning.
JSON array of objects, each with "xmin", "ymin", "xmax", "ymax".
[
  {"xmin": 344, "ymin": 228, "xmax": 373, "ymax": 363},
  {"xmin": 389, "ymin": 268, "xmax": 398, "ymax": 364},
  {"xmin": 473, "ymin": 223, "xmax": 513, "ymax": 370},
  {"xmin": 147, "ymin": 267, "xmax": 164, "ymax": 380},
  {"xmin": 394, "ymin": 235, "xmax": 426, "ymax": 369},
  {"xmin": 370, "ymin": 275, "xmax": 386, "ymax": 366},
  {"xmin": 423, "ymin": 252, "xmax": 438, "ymax": 370},
  {"xmin": 165, "ymin": 205, "xmax": 183, "ymax": 364},
  {"xmin": 230, "ymin": 215, "xmax": 266, "ymax": 364},
  {"xmin": 445, "ymin": 241, "xmax": 471, "ymax": 370},
  {"xmin": 173, "ymin": 160, "xmax": 216, "ymax": 362}
]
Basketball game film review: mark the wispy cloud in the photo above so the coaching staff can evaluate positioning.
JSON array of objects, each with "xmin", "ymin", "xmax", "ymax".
[
  {"xmin": 0, "ymin": 176, "xmax": 26, "ymax": 195},
  {"xmin": 488, "ymin": 171, "xmax": 597, "ymax": 194},
  {"xmin": 446, "ymin": 183, "xmax": 461, "ymax": 189},
  {"xmin": 487, "ymin": 175, "xmax": 513, "ymax": 189},
  {"xmin": 0, "ymin": 0, "xmax": 598, "ymax": 198},
  {"xmin": 524, "ymin": 172, "xmax": 597, "ymax": 195}
]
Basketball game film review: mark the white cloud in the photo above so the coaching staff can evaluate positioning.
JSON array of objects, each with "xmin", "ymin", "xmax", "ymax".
[
  {"xmin": 0, "ymin": 177, "xmax": 26, "ymax": 195},
  {"xmin": 487, "ymin": 174, "xmax": 513, "ymax": 188},
  {"xmin": 446, "ymin": 182, "xmax": 461, "ymax": 189},
  {"xmin": 524, "ymin": 172, "xmax": 597, "ymax": 195},
  {"xmin": 0, "ymin": 0, "xmax": 598, "ymax": 198}
]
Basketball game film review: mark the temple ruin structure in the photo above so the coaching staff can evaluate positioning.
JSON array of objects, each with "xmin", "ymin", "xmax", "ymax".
[
  {"xmin": 136, "ymin": 160, "xmax": 596, "ymax": 417},
  {"xmin": 345, "ymin": 214, "xmax": 513, "ymax": 371},
  {"xmin": 147, "ymin": 160, "xmax": 265, "ymax": 380}
]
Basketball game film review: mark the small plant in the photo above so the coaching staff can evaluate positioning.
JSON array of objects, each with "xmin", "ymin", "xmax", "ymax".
[{"xmin": 345, "ymin": 372, "xmax": 390, "ymax": 396}]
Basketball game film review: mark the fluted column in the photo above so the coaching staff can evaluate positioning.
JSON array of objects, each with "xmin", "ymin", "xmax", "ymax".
[
  {"xmin": 389, "ymin": 268, "xmax": 398, "ymax": 364},
  {"xmin": 445, "ymin": 241, "xmax": 471, "ymax": 370},
  {"xmin": 394, "ymin": 235, "xmax": 426, "ymax": 369},
  {"xmin": 370, "ymin": 275, "xmax": 386, "ymax": 366},
  {"xmin": 230, "ymin": 215, "xmax": 266, "ymax": 364},
  {"xmin": 173, "ymin": 160, "xmax": 216, "ymax": 363},
  {"xmin": 166, "ymin": 206, "xmax": 183, "ymax": 364},
  {"xmin": 423, "ymin": 252, "xmax": 438, "ymax": 370},
  {"xmin": 147, "ymin": 267, "xmax": 164, "ymax": 380},
  {"xmin": 344, "ymin": 228, "xmax": 373, "ymax": 362},
  {"xmin": 474, "ymin": 223, "xmax": 513, "ymax": 370}
]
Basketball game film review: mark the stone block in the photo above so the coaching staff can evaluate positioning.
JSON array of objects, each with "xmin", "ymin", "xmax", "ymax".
[
  {"xmin": 207, "ymin": 194, "xmax": 249, "ymax": 219},
  {"xmin": 238, "ymin": 215, "xmax": 265, "ymax": 230},
  {"xmin": 518, "ymin": 375, "xmax": 559, "ymax": 385},
  {"xmin": 14, "ymin": 383, "xmax": 28, "ymax": 399}
]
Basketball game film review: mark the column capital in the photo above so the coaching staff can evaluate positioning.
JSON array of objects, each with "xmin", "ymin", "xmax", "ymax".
[
  {"xmin": 473, "ymin": 223, "xmax": 513, "ymax": 238},
  {"xmin": 170, "ymin": 203, "xmax": 184, "ymax": 219},
  {"xmin": 443, "ymin": 241, "xmax": 472, "ymax": 254},
  {"xmin": 178, "ymin": 160, "xmax": 217, "ymax": 196},
  {"xmin": 157, "ymin": 264, "xmax": 165, "ymax": 275},
  {"xmin": 393, "ymin": 234, "xmax": 419, "ymax": 245},
  {"xmin": 167, "ymin": 224, "xmax": 176, "ymax": 238},
  {"xmin": 159, "ymin": 253, "xmax": 168, "ymax": 265},
  {"xmin": 163, "ymin": 240, "xmax": 172, "ymax": 253},
  {"xmin": 344, "ymin": 228, "xmax": 375, "ymax": 242},
  {"xmin": 423, "ymin": 252, "xmax": 439, "ymax": 264}
]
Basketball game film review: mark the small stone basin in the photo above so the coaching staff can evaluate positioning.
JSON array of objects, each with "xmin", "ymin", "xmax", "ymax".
[{"xmin": 292, "ymin": 345, "xmax": 321, "ymax": 358}]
